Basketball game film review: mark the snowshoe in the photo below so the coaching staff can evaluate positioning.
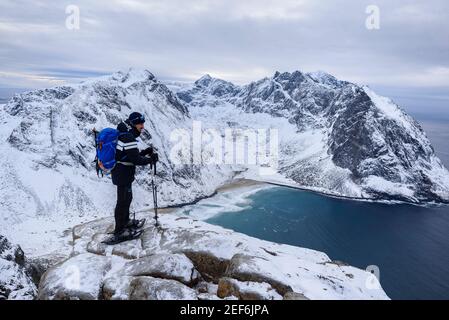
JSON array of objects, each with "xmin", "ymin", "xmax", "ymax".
[
  {"xmin": 126, "ymin": 218, "xmax": 146, "ymax": 230},
  {"xmin": 102, "ymin": 228, "xmax": 143, "ymax": 245}
]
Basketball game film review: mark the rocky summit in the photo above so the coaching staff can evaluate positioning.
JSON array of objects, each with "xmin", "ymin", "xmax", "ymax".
[{"xmin": 37, "ymin": 214, "xmax": 389, "ymax": 300}]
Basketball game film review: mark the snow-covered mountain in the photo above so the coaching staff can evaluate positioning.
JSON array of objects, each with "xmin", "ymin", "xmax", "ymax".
[
  {"xmin": 1, "ymin": 68, "xmax": 448, "ymax": 256},
  {"xmin": 0, "ymin": 69, "xmax": 236, "ymax": 255},
  {"xmin": 175, "ymin": 71, "xmax": 449, "ymax": 203}
]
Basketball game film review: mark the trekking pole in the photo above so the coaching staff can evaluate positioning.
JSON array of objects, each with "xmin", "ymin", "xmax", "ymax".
[
  {"xmin": 92, "ymin": 128, "xmax": 102, "ymax": 177},
  {"xmin": 151, "ymin": 161, "xmax": 160, "ymax": 228}
]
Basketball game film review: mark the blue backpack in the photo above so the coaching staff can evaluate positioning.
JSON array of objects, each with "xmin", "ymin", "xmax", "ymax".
[{"xmin": 93, "ymin": 128, "xmax": 126, "ymax": 176}]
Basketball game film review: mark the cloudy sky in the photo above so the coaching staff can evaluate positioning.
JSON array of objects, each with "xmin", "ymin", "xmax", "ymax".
[{"xmin": 1, "ymin": 0, "xmax": 448, "ymax": 116}]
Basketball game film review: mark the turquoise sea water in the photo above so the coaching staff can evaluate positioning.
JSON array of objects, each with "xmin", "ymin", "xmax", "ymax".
[{"xmin": 205, "ymin": 186, "xmax": 449, "ymax": 300}]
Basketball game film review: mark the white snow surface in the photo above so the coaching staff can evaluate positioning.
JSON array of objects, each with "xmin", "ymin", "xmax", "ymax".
[
  {"xmin": 60, "ymin": 213, "xmax": 390, "ymax": 300},
  {"xmin": 0, "ymin": 68, "xmax": 446, "ymax": 300},
  {"xmin": 0, "ymin": 69, "xmax": 236, "ymax": 256}
]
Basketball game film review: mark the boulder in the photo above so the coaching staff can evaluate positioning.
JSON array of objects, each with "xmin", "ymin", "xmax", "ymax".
[
  {"xmin": 111, "ymin": 239, "xmax": 143, "ymax": 260},
  {"xmin": 86, "ymin": 233, "xmax": 108, "ymax": 256},
  {"xmin": 84, "ymin": 233, "xmax": 143, "ymax": 260},
  {"xmin": 129, "ymin": 276, "xmax": 198, "ymax": 300},
  {"xmin": 72, "ymin": 218, "xmax": 114, "ymax": 240},
  {"xmin": 140, "ymin": 225, "xmax": 231, "ymax": 282},
  {"xmin": 225, "ymin": 254, "xmax": 293, "ymax": 295},
  {"xmin": 38, "ymin": 253, "xmax": 111, "ymax": 300},
  {"xmin": 102, "ymin": 276, "xmax": 134, "ymax": 300},
  {"xmin": 182, "ymin": 251, "xmax": 228, "ymax": 282},
  {"xmin": 26, "ymin": 252, "xmax": 68, "ymax": 285},
  {"xmin": 122, "ymin": 253, "xmax": 200, "ymax": 286},
  {"xmin": 217, "ymin": 277, "xmax": 282, "ymax": 300}
]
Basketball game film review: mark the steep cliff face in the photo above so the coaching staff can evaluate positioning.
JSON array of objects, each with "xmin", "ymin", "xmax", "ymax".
[
  {"xmin": 0, "ymin": 235, "xmax": 37, "ymax": 300},
  {"xmin": 176, "ymin": 70, "xmax": 449, "ymax": 203}
]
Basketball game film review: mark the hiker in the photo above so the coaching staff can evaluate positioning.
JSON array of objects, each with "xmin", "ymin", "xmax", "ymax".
[{"xmin": 110, "ymin": 112, "xmax": 158, "ymax": 242}]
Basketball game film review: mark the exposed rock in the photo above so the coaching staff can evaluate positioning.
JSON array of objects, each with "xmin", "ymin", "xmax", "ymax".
[
  {"xmin": 217, "ymin": 277, "xmax": 282, "ymax": 300},
  {"xmin": 102, "ymin": 276, "xmax": 134, "ymax": 300},
  {"xmin": 38, "ymin": 253, "xmax": 111, "ymax": 300},
  {"xmin": 283, "ymin": 292, "xmax": 309, "ymax": 300},
  {"xmin": 37, "ymin": 214, "xmax": 389, "ymax": 300},
  {"xmin": 112, "ymin": 239, "xmax": 143, "ymax": 260},
  {"xmin": 183, "ymin": 251, "xmax": 229, "ymax": 283},
  {"xmin": 129, "ymin": 276, "xmax": 198, "ymax": 300},
  {"xmin": 195, "ymin": 281, "xmax": 209, "ymax": 294},
  {"xmin": 71, "ymin": 237, "xmax": 91, "ymax": 257},
  {"xmin": 122, "ymin": 253, "xmax": 200, "ymax": 286},
  {"xmin": 225, "ymin": 254, "xmax": 293, "ymax": 295},
  {"xmin": 26, "ymin": 252, "xmax": 68, "ymax": 285},
  {"xmin": 86, "ymin": 235, "xmax": 108, "ymax": 256},
  {"xmin": 0, "ymin": 235, "xmax": 37, "ymax": 300},
  {"xmin": 140, "ymin": 224, "xmax": 233, "ymax": 282},
  {"xmin": 330, "ymin": 260, "xmax": 350, "ymax": 267},
  {"xmin": 73, "ymin": 218, "xmax": 114, "ymax": 241},
  {"xmin": 0, "ymin": 235, "xmax": 25, "ymax": 265}
]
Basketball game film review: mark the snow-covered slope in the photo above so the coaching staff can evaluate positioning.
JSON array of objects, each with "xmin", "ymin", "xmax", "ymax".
[
  {"xmin": 175, "ymin": 71, "xmax": 449, "ymax": 203},
  {"xmin": 0, "ymin": 69, "xmax": 236, "ymax": 255},
  {"xmin": 1, "ymin": 67, "xmax": 448, "ymax": 256}
]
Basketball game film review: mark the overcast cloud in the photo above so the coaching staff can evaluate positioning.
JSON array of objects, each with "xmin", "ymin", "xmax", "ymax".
[{"xmin": 0, "ymin": 0, "xmax": 448, "ymax": 114}]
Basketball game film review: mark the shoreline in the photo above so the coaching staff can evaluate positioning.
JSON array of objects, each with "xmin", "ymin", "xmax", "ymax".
[
  {"xmin": 17, "ymin": 177, "xmax": 446, "ymax": 258},
  {"xmin": 156, "ymin": 178, "xmax": 448, "ymax": 215},
  {"xmin": 137, "ymin": 179, "xmax": 269, "ymax": 215},
  {"xmin": 261, "ymin": 180, "xmax": 449, "ymax": 207}
]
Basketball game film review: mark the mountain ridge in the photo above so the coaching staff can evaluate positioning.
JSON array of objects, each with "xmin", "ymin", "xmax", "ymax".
[
  {"xmin": 175, "ymin": 69, "xmax": 449, "ymax": 203},
  {"xmin": 1, "ymin": 67, "xmax": 448, "ymax": 256}
]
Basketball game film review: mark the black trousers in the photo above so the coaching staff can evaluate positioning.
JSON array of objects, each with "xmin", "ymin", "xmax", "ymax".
[{"xmin": 114, "ymin": 184, "xmax": 133, "ymax": 234}]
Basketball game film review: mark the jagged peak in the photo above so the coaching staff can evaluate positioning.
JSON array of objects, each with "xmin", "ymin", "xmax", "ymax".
[
  {"xmin": 271, "ymin": 69, "xmax": 348, "ymax": 88},
  {"xmin": 272, "ymin": 70, "xmax": 307, "ymax": 84},
  {"xmin": 306, "ymin": 70, "xmax": 349, "ymax": 88},
  {"xmin": 109, "ymin": 68, "xmax": 156, "ymax": 84},
  {"xmin": 199, "ymin": 73, "xmax": 212, "ymax": 81},
  {"xmin": 307, "ymin": 70, "xmax": 336, "ymax": 81},
  {"xmin": 194, "ymin": 74, "xmax": 237, "ymax": 89},
  {"xmin": 77, "ymin": 68, "xmax": 157, "ymax": 88},
  {"xmin": 195, "ymin": 74, "xmax": 213, "ymax": 87}
]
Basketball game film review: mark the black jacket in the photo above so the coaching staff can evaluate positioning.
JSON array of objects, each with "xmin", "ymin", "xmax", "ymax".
[{"xmin": 111, "ymin": 120, "xmax": 152, "ymax": 186}]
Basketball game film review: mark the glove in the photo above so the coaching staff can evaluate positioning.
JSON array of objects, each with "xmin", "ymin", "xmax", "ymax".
[
  {"xmin": 141, "ymin": 146, "xmax": 154, "ymax": 157},
  {"xmin": 149, "ymin": 152, "xmax": 159, "ymax": 171}
]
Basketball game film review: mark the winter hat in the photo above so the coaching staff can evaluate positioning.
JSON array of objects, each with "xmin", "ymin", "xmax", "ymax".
[{"xmin": 128, "ymin": 112, "xmax": 145, "ymax": 125}]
